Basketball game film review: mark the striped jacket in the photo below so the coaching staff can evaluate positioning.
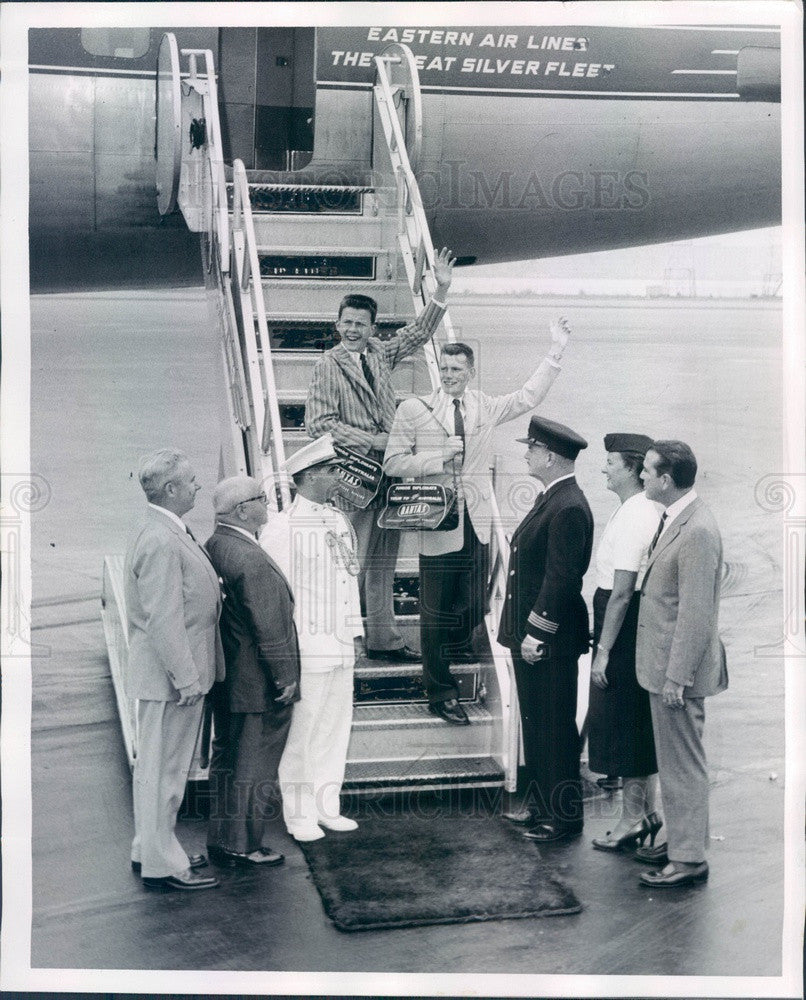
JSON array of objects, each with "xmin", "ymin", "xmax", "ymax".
[{"xmin": 305, "ymin": 298, "xmax": 446, "ymax": 455}]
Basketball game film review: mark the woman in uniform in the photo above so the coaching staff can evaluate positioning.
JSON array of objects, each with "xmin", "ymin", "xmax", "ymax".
[{"xmin": 588, "ymin": 433, "xmax": 664, "ymax": 852}]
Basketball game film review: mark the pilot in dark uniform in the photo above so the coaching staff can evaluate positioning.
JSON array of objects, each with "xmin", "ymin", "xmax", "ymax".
[{"xmin": 497, "ymin": 416, "xmax": 593, "ymax": 842}]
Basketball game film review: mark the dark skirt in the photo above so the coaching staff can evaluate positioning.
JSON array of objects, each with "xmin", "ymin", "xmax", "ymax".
[{"xmin": 587, "ymin": 587, "xmax": 657, "ymax": 777}]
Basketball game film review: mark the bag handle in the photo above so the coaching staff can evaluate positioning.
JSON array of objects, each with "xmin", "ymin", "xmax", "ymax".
[{"xmin": 414, "ymin": 396, "xmax": 461, "ymax": 495}]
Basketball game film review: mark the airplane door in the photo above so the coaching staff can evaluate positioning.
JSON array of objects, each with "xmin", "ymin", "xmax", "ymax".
[
  {"xmin": 155, "ymin": 32, "xmax": 182, "ymax": 215},
  {"xmin": 217, "ymin": 27, "xmax": 315, "ymax": 171}
]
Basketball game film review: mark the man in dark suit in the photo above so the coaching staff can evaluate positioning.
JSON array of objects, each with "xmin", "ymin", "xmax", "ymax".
[
  {"xmin": 497, "ymin": 416, "xmax": 593, "ymax": 842},
  {"xmin": 125, "ymin": 448, "xmax": 222, "ymax": 891},
  {"xmin": 305, "ymin": 248, "xmax": 454, "ymax": 663},
  {"xmin": 634, "ymin": 440, "xmax": 728, "ymax": 887},
  {"xmin": 205, "ymin": 476, "xmax": 301, "ymax": 867}
]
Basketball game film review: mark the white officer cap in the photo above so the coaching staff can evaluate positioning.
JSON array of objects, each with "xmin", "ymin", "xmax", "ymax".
[{"xmin": 283, "ymin": 434, "xmax": 346, "ymax": 478}]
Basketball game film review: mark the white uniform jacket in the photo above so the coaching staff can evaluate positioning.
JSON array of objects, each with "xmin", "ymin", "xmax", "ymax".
[
  {"xmin": 260, "ymin": 495, "xmax": 363, "ymax": 672},
  {"xmin": 383, "ymin": 358, "xmax": 560, "ymax": 556}
]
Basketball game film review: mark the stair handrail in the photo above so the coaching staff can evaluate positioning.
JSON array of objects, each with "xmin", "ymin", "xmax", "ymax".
[
  {"xmin": 230, "ymin": 158, "xmax": 292, "ymax": 508},
  {"xmin": 179, "ymin": 47, "xmax": 229, "ymax": 276},
  {"xmin": 373, "ymin": 50, "xmax": 456, "ymax": 394}
]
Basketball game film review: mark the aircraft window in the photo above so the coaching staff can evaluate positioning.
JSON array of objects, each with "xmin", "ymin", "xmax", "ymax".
[{"xmin": 80, "ymin": 28, "xmax": 151, "ymax": 59}]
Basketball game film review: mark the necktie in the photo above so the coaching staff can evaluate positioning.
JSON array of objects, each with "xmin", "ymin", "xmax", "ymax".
[
  {"xmin": 648, "ymin": 512, "xmax": 667, "ymax": 556},
  {"xmin": 453, "ymin": 398, "xmax": 465, "ymax": 461},
  {"xmin": 360, "ymin": 353, "xmax": 375, "ymax": 393}
]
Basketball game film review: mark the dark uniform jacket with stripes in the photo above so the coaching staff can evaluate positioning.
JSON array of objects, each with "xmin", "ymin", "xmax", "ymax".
[
  {"xmin": 497, "ymin": 477, "xmax": 593, "ymax": 657},
  {"xmin": 305, "ymin": 298, "xmax": 446, "ymax": 455}
]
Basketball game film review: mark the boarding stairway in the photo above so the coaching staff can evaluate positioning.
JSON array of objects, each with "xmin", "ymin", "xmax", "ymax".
[{"xmin": 102, "ymin": 35, "xmax": 520, "ymax": 794}]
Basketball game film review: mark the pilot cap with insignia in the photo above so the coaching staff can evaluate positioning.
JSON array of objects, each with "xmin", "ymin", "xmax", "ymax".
[
  {"xmin": 283, "ymin": 434, "xmax": 346, "ymax": 478},
  {"xmin": 603, "ymin": 433, "xmax": 654, "ymax": 456},
  {"xmin": 517, "ymin": 415, "xmax": 588, "ymax": 460}
]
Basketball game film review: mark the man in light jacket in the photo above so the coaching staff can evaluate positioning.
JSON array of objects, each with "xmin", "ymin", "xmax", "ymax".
[
  {"xmin": 383, "ymin": 319, "xmax": 569, "ymax": 725},
  {"xmin": 635, "ymin": 440, "xmax": 728, "ymax": 888},
  {"xmin": 125, "ymin": 448, "xmax": 222, "ymax": 891}
]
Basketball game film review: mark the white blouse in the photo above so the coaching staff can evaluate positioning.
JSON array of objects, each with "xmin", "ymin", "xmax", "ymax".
[{"xmin": 595, "ymin": 491, "xmax": 664, "ymax": 591}]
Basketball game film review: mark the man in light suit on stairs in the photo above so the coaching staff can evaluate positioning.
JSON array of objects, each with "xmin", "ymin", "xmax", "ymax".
[
  {"xmin": 635, "ymin": 439, "xmax": 728, "ymax": 888},
  {"xmin": 125, "ymin": 448, "xmax": 223, "ymax": 891},
  {"xmin": 383, "ymin": 319, "xmax": 570, "ymax": 725}
]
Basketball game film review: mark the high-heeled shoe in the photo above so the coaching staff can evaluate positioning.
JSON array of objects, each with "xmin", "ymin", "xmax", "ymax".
[
  {"xmin": 592, "ymin": 816, "xmax": 651, "ymax": 852},
  {"xmin": 644, "ymin": 811, "xmax": 663, "ymax": 847}
]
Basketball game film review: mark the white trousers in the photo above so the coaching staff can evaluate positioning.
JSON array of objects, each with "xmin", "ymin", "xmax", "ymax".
[
  {"xmin": 278, "ymin": 665, "xmax": 353, "ymax": 833},
  {"xmin": 131, "ymin": 698, "xmax": 203, "ymax": 877}
]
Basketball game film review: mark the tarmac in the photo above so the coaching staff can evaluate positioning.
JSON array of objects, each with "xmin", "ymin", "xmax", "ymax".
[{"xmin": 12, "ymin": 288, "xmax": 799, "ymax": 992}]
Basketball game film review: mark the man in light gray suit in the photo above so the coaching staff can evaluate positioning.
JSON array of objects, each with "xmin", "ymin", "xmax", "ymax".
[
  {"xmin": 635, "ymin": 440, "xmax": 728, "ymax": 888},
  {"xmin": 125, "ymin": 448, "xmax": 223, "ymax": 891}
]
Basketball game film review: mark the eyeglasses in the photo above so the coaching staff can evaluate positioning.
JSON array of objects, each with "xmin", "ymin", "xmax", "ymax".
[{"xmin": 226, "ymin": 491, "xmax": 268, "ymax": 513}]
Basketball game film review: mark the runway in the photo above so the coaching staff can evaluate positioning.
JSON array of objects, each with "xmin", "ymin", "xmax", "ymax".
[{"xmin": 24, "ymin": 288, "xmax": 789, "ymax": 983}]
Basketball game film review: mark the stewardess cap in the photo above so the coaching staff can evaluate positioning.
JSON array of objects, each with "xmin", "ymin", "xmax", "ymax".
[{"xmin": 603, "ymin": 433, "xmax": 654, "ymax": 456}]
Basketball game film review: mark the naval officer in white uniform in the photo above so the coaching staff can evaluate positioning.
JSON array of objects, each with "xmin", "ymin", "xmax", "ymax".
[{"xmin": 260, "ymin": 435, "xmax": 363, "ymax": 842}]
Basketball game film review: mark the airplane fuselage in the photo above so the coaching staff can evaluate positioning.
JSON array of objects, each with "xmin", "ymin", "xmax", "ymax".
[{"xmin": 28, "ymin": 25, "xmax": 781, "ymax": 287}]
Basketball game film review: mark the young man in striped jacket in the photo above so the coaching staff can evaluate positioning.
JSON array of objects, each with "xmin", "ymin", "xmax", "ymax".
[{"xmin": 304, "ymin": 247, "xmax": 455, "ymax": 662}]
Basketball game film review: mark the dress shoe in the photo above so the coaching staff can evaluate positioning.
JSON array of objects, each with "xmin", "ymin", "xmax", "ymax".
[
  {"xmin": 502, "ymin": 808, "xmax": 538, "ymax": 825},
  {"xmin": 639, "ymin": 861, "xmax": 709, "ymax": 888},
  {"xmin": 288, "ymin": 826, "xmax": 326, "ymax": 842},
  {"xmin": 634, "ymin": 841, "xmax": 669, "ymax": 865},
  {"xmin": 318, "ymin": 815, "xmax": 358, "ymax": 832},
  {"xmin": 428, "ymin": 698, "xmax": 470, "ymax": 725},
  {"xmin": 142, "ymin": 868, "xmax": 219, "ymax": 891},
  {"xmin": 596, "ymin": 775, "xmax": 622, "ymax": 791},
  {"xmin": 592, "ymin": 816, "xmax": 651, "ymax": 853},
  {"xmin": 132, "ymin": 853, "xmax": 207, "ymax": 873},
  {"xmin": 366, "ymin": 645, "xmax": 420, "ymax": 663},
  {"xmin": 209, "ymin": 846, "xmax": 284, "ymax": 866},
  {"xmin": 522, "ymin": 822, "xmax": 583, "ymax": 843}
]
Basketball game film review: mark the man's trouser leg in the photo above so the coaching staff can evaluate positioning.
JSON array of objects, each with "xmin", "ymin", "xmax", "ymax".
[
  {"xmin": 310, "ymin": 664, "xmax": 354, "ymax": 821},
  {"xmin": 649, "ymin": 693, "xmax": 708, "ymax": 863},
  {"xmin": 418, "ymin": 551, "xmax": 460, "ymax": 703},
  {"xmin": 512, "ymin": 653, "xmax": 582, "ymax": 827},
  {"xmin": 208, "ymin": 690, "xmax": 292, "ymax": 854},
  {"xmin": 278, "ymin": 672, "xmax": 330, "ymax": 835},
  {"xmin": 131, "ymin": 698, "xmax": 204, "ymax": 878},
  {"xmin": 445, "ymin": 513, "xmax": 488, "ymax": 654},
  {"xmin": 347, "ymin": 505, "xmax": 402, "ymax": 651}
]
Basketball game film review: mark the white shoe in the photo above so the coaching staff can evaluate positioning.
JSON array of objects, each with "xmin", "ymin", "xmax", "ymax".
[
  {"xmin": 318, "ymin": 815, "xmax": 358, "ymax": 832},
  {"xmin": 289, "ymin": 827, "xmax": 325, "ymax": 842}
]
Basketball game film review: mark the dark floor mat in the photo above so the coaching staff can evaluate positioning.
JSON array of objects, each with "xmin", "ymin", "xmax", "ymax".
[{"xmin": 299, "ymin": 811, "xmax": 582, "ymax": 931}]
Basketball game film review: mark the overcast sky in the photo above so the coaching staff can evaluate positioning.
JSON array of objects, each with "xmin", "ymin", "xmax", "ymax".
[{"xmin": 453, "ymin": 225, "xmax": 782, "ymax": 297}]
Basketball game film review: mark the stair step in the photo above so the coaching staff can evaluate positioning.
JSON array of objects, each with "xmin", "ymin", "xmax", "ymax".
[
  {"xmin": 343, "ymin": 755, "xmax": 504, "ymax": 790},
  {"xmin": 258, "ymin": 254, "xmax": 376, "ymax": 281},
  {"xmin": 355, "ymin": 659, "xmax": 478, "ymax": 679},
  {"xmin": 348, "ymin": 701, "xmax": 495, "ymax": 760},
  {"xmin": 248, "ymin": 213, "xmax": 396, "ymax": 252},
  {"xmin": 354, "ymin": 662, "xmax": 478, "ymax": 705},
  {"xmin": 258, "ymin": 281, "xmax": 425, "ymax": 321},
  {"xmin": 353, "ymin": 701, "xmax": 492, "ymax": 728},
  {"xmin": 230, "ymin": 182, "xmax": 369, "ymax": 214}
]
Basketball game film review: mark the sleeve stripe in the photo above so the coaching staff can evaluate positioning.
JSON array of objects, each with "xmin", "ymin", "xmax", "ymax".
[{"xmin": 527, "ymin": 611, "xmax": 559, "ymax": 634}]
